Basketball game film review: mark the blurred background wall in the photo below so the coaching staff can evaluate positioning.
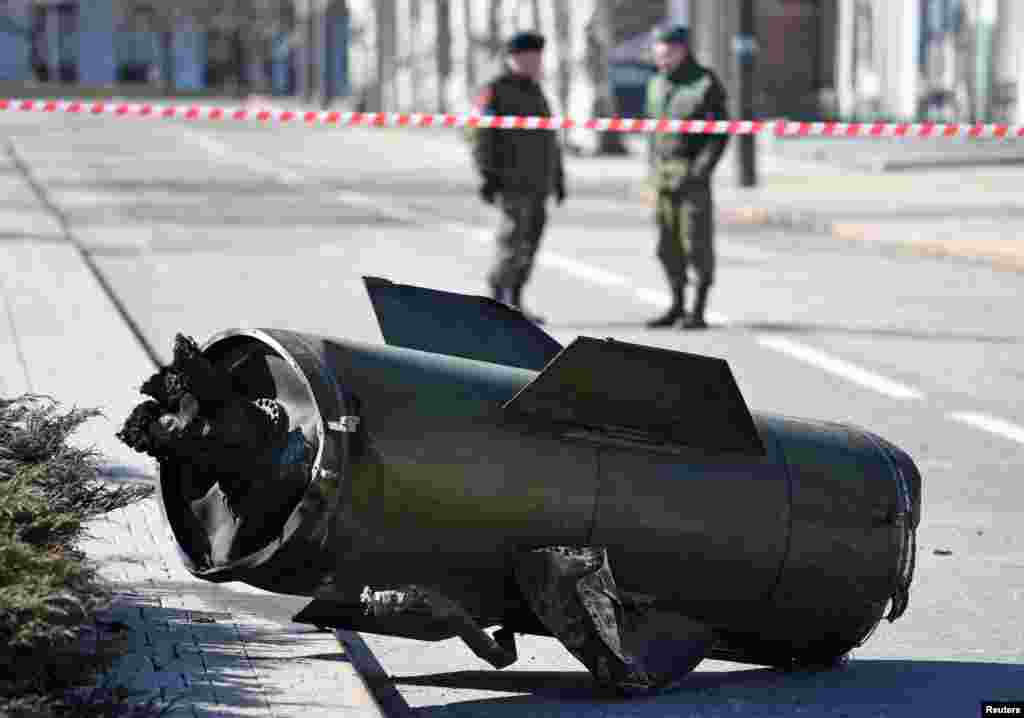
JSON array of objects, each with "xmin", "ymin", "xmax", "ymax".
[{"xmin": 1, "ymin": 1, "xmax": 1021, "ymax": 126}]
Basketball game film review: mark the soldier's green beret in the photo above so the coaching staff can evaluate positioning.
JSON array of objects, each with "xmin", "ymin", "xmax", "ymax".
[
  {"xmin": 507, "ymin": 31, "xmax": 545, "ymax": 53},
  {"xmin": 654, "ymin": 25, "xmax": 691, "ymax": 46}
]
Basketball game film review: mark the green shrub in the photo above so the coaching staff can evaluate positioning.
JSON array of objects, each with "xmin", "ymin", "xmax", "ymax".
[{"xmin": 0, "ymin": 395, "xmax": 156, "ymax": 716}]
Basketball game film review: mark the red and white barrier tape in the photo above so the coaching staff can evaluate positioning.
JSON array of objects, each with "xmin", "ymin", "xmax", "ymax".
[{"xmin": 3, "ymin": 98, "xmax": 1024, "ymax": 138}]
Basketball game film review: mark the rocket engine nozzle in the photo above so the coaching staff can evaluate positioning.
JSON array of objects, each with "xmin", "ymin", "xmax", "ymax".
[{"xmin": 118, "ymin": 330, "xmax": 344, "ymax": 595}]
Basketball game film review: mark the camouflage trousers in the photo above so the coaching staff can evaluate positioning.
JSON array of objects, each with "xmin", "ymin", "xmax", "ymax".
[
  {"xmin": 656, "ymin": 184, "xmax": 715, "ymax": 291},
  {"xmin": 487, "ymin": 192, "xmax": 548, "ymax": 291}
]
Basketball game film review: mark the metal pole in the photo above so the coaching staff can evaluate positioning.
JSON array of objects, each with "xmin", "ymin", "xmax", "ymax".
[
  {"xmin": 305, "ymin": 0, "xmax": 315, "ymax": 103},
  {"xmin": 976, "ymin": 0, "xmax": 996, "ymax": 121},
  {"xmin": 736, "ymin": 0, "xmax": 758, "ymax": 188},
  {"xmin": 323, "ymin": 1, "xmax": 334, "ymax": 108},
  {"xmin": 234, "ymin": 0, "xmax": 245, "ymax": 98},
  {"xmin": 436, "ymin": 0, "xmax": 452, "ymax": 113}
]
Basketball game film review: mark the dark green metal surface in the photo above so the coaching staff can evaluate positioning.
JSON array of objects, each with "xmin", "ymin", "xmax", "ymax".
[
  {"xmin": 364, "ymin": 276, "xmax": 562, "ymax": 371},
  {"xmin": 504, "ymin": 336, "xmax": 765, "ymax": 455},
  {"xmin": 151, "ymin": 282, "xmax": 920, "ymax": 674},
  {"xmin": 154, "ymin": 327, "xmax": 918, "ymax": 666}
]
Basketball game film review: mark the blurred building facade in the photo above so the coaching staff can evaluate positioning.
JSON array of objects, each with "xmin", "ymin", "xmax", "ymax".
[
  {"xmin": 688, "ymin": 0, "xmax": 838, "ymax": 120},
  {"xmin": 334, "ymin": 0, "xmax": 841, "ymax": 127},
  {"xmin": 1, "ymin": 1, "xmax": 1021, "ymax": 124},
  {"xmin": 0, "ymin": 0, "xmax": 34, "ymax": 81},
  {"xmin": 0, "ymin": 0, "xmax": 297, "ymax": 94},
  {"xmin": 836, "ymin": 0, "xmax": 1023, "ymax": 122},
  {"xmin": 320, "ymin": 0, "xmax": 1024, "ymax": 124}
]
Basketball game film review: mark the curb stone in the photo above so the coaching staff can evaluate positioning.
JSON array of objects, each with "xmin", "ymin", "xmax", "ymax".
[{"xmin": 721, "ymin": 207, "xmax": 1024, "ymax": 273}]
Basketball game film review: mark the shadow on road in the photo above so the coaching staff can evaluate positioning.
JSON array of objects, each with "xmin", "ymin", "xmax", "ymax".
[
  {"xmin": 734, "ymin": 321, "xmax": 1024, "ymax": 345},
  {"xmin": 550, "ymin": 319, "xmax": 1024, "ymax": 345},
  {"xmin": 546, "ymin": 320, "xmax": 653, "ymax": 332},
  {"xmin": 396, "ymin": 659, "xmax": 1023, "ymax": 717}
]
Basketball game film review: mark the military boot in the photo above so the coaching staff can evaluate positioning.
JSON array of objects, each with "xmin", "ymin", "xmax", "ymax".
[
  {"xmin": 681, "ymin": 284, "xmax": 710, "ymax": 330},
  {"xmin": 491, "ymin": 284, "xmax": 514, "ymax": 305},
  {"xmin": 646, "ymin": 285, "xmax": 686, "ymax": 328},
  {"xmin": 511, "ymin": 284, "xmax": 546, "ymax": 325}
]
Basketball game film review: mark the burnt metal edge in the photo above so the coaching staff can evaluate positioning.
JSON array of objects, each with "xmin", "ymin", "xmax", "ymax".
[{"xmin": 157, "ymin": 328, "xmax": 329, "ymax": 578}]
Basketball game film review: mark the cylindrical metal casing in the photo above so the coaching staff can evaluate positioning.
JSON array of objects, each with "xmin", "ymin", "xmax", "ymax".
[{"xmin": 158, "ymin": 329, "xmax": 919, "ymax": 665}]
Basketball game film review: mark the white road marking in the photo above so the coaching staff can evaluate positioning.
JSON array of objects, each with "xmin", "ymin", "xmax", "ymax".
[
  {"xmin": 338, "ymin": 192, "xmax": 682, "ymax": 308},
  {"xmin": 182, "ymin": 128, "xmax": 305, "ymax": 185},
  {"xmin": 949, "ymin": 412, "xmax": 1024, "ymax": 445},
  {"xmin": 757, "ymin": 336, "xmax": 926, "ymax": 401},
  {"xmin": 335, "ymin": 190, "xmax": 423, "ymax": 223},
  {"xmin": 631, "ymin": 286, "xmax": 673, "ymax": 307},
  {"xmin": 537, "ymin": 252, "xmax": 631, "ymax": 289},
  {"xmin": 184, "ymin": 128, "xmax": 929, "ymax": 404}
]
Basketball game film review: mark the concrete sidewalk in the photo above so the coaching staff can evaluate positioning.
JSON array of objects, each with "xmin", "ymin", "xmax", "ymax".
[
  {"xmin": 0, "ymin": 144, "xmax": 384, "ymax": 717},
  {"xmin": 710, "ymin": 138, "xmax": 1024, "ymax": 274},
  {"xmin": 75, "ymin": 502, "xmax": 382, "ymax": 717}
]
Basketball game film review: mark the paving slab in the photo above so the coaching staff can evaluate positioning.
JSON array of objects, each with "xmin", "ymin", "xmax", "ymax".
[{"xmin": 77, "ymin": 498, "xmax": 385, "ymax": 718}]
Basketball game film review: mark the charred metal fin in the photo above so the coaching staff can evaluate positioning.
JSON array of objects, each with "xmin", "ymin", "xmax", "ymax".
[
  {"xmin": 504, "ymin": 337, "xmax": 766, "ymax": 456},
  {"xmin": 363, "ymin": 277, "xmax": 562, "ymax": 371}
]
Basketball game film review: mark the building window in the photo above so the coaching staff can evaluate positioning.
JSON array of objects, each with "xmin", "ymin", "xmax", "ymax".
[
  {"xmin": 116, "ymin": 6, "xmax": 159, "ymax": 83},
  {"xmin": 31, "ymin": 2, "xmax": 79, "ymax": 83}
]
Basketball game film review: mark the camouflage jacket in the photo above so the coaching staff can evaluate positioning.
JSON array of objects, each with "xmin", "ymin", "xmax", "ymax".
[
  {"xmin": 646, "ymin": 59, "xmax": 730, "ymax": 191},
  {"xmin": 469, "ymin": 71, "xmax": 564, "ymax": 196}
]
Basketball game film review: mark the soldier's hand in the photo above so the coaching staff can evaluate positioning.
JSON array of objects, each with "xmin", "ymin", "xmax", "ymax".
[
  {"xmin": 555, "ymin": 181, "xmax": 567, "ymax": 206},
  {"xmin": 480, "ymin": 177, "xmax": 500, "ymax": 205}
]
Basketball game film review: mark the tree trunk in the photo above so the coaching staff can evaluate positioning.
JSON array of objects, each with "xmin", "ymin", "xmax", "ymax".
[
  {"xmin": 487, "ymin": 0, "xmax": 502, "ymax": 57},
  {"xmin": 588, "ymin": 2, "xmax": 628, "ymax": 155},
  {"xmin": 462, "ymin": 0, "xmax": 476, "ymax": 96},
  {"xmin": 161, "ymin": 29, "xmax": 175, "ymax": 96},
  {"xmin": 304, "ymin": 0, "xmax": 315, "ymax": 102},
  {"xmin": 553, "ymin": 1, "xmax": 572, "ymax": 114},
  {"xmin": 410, "ymin": 0, "xmax": 423, "ymax": 109},
  {"xmin": 321, "ymin": 0, "xmax": 349, "ymax": 107},
  {"xmin": 232, "ymin": 27, "xmax": 247, "ymax": 97},
  {"xmin": 436, "ymin": 0, "xmax": 452, "ymax": 111},
  {"xmin": 377, "ymin": 0, "xmax": 397, "ymax": 109},
  {"xmin": 957, "ymin": 6, "xmax": 976, "ymax": 121}
]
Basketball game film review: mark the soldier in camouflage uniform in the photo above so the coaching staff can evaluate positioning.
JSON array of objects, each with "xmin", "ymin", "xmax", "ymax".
[
  {"xmin": 470, "ymin": 31, "xmax": 566, "ymax": 325},
  {"xmin": 645, "ymin": 26, "xmax": 730, "ymax": 330}
]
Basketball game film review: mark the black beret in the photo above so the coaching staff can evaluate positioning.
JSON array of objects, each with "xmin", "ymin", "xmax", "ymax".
[
  {"xmin": 654, "ymin": 24, "xmax": 691, "ymax": 46},
  {"xmin": 507, "ymin": 31, "xmax": 545, "ymax": 53}
]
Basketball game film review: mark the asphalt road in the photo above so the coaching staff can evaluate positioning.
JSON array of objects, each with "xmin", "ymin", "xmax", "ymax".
[
  {"xmin": 3, "ymin": 110, "xmax": 1023, "ymax": 717},
  {"xmin": 771, "ymin": 134, "xmax": 1024, "ymax": 172}
]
